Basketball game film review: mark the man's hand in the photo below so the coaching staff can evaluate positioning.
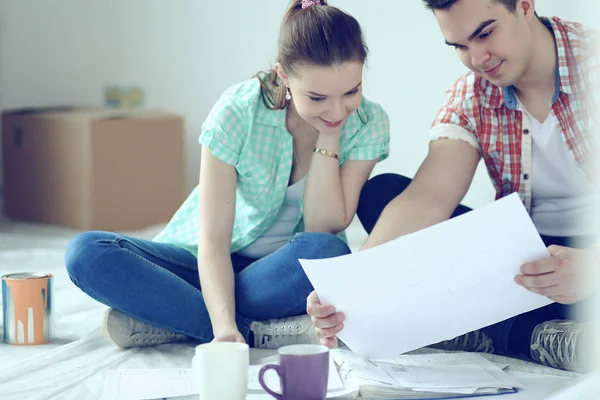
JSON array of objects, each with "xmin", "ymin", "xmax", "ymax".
[
  {"xmin": 306, "ymin": 290, "xmax": 345, "ymax": 348},
  {"xmin": 515, "ymin": 245, "xmax": 591, "ymax": 304}
]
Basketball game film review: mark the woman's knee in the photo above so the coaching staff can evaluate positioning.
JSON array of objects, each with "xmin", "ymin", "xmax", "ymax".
[
  {"xmin": 292, "ymin": 232, "xmax": 351, "ymax": 258},
  {"xmin": 65, "ymin": 231, "xmax": 117, "ymax": 284}
]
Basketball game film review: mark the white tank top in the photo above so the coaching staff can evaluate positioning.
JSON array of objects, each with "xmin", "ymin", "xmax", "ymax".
[{"xmin": 236, "ymin": 178, "xmax": 305, "ymax": 259}]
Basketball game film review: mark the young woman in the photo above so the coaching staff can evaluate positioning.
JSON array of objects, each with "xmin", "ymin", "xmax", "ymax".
[{"xmin": 65, "ymin": 0, "xmax": 390, "ymax": 349}]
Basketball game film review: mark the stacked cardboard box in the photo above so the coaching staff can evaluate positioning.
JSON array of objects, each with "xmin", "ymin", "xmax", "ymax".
[{"xmin": 2, "ymin": 107, "xmax": 185, "ymax": 231}]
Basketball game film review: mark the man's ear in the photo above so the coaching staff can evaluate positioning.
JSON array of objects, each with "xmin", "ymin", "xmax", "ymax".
[{"xmin": 519, "ymin": 0, "xmax": 536, "ymax": 22}]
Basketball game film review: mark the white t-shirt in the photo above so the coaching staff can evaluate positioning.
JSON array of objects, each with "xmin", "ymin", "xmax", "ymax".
[
  {"xmin": 525, "ymin": 107, "xmax": 598, "ymax": 237},
  {"xmin": 237, "ymin": 177, "xmax": 306, "ymax": 259}
]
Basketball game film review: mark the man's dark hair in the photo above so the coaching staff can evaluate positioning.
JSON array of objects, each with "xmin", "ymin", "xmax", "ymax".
[{"xmin": 422, "ymin": 0, "xmax": 517, "ymax": 13}]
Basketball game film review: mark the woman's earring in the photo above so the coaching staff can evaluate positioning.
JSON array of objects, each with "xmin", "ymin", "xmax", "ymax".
[{"xmin": 285, "ymin": 87, "xmax": 292, "ymax": 101}]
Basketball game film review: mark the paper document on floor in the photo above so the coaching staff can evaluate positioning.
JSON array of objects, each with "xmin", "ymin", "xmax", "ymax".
[{"xmin": 332, "ymin": 349, "xmax": 524, "ymax": 399}]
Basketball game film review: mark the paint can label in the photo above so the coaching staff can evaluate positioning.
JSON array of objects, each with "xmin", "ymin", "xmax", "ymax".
[{"xmin": 2, "ymin": 272, "xmax": 53, "ymax": 345}]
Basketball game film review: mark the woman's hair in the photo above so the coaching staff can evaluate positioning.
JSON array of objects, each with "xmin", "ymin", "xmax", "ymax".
[{"xmin": 255, "ymin": 0, "xmax": 368, "ymax": 110}]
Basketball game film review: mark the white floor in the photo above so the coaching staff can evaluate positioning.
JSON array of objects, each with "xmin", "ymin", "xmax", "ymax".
[{"xmin": 0, "ymin": 215, "xmax": 584, "ymax": 399}]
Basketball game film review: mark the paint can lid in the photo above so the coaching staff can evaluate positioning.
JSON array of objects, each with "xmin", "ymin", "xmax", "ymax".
[{"xmin": 1, "ymin": 272, "xmax": 53, "ymax": 280}]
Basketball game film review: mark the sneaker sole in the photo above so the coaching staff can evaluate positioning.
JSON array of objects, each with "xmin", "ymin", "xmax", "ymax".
[{"xmin": 101, "ymin": 308, "xmax": 127, "ymax": 349}]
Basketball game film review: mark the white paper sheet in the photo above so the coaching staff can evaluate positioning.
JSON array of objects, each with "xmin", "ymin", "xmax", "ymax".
[
  {"xmin": 375, "ymin": 352, "xmax": 524, "ymax": 390},
  {"xmin": 100, "ymin": 369, "xmax": 196, "ymax": 400},
  {"xmin": 331, "ymin": 350, "xmax": 524, "ymax": 399},
  {"xmin": 300, "ymin": 193, "xmax": 553, "ymax": 358},
  {"xmin": 100, "ymin": 354, "xmax": 345, "ymax": 400}
]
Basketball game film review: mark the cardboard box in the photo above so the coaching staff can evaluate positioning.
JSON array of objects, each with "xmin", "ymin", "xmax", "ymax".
[{"xmin": 2, "ymin": 107, "xmax": 185, "ymax": 231}]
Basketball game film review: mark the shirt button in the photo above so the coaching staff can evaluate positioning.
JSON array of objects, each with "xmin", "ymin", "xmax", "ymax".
[
  {"xmin": 245, "ymin": 172, "xmax": 252, "ymax": 177},
  {"xmin": 523, "ymin": 129, "xmax": 529, "ymax": 135},
  {"xmin": 523, "ymin": 173, "xmax": 530, "ymax": 180}
]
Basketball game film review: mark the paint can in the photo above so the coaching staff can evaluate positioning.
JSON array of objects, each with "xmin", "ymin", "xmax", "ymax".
[{"xmin": 2, "ymin": 272, "xmax": 53, "ymax": 345}]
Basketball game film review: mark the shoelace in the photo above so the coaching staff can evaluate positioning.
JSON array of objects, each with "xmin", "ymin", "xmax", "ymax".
[
  {"xmin": 255, "ymin": 323, "xmax": 303, "ymax": 348},
  {"xmin": 530, "ymin": 325, "xmax": 579, "ymax": 369},
  {"xmin": 450, "ymin": 330, "xmax": 494, "ymax": 353},
  {"xmin": 133, "ymin": 323, "xmax": 181, "ymax": 343}
]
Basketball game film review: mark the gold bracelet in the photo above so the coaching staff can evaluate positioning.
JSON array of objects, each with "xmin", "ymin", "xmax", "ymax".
[{"xmin": 313, "ymin": 147, "xmax": 339, "ymax": 160}]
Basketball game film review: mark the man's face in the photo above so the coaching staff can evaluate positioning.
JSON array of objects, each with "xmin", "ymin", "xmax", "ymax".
[{"xmin": 434, "ymin": 0, "xmax": 535, "ymax": 88}]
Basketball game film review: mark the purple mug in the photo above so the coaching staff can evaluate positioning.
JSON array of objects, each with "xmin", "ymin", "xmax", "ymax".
[{"xmin": 259, "ymin": 344, "xmax": 330, "ymax": 400}]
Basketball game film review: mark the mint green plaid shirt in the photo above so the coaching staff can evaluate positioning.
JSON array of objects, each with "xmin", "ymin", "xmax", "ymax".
[{"xmin": 154, "ymin": 78, "xmax": 390, "ymax": 257}]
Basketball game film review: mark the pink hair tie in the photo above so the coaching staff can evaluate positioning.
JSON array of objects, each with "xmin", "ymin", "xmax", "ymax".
[{"xmin": 302, "ymin": 0, "xmax": 322, "ymax": 9}]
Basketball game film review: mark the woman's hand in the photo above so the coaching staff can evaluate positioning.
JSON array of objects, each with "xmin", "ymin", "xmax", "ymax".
[{"xmin": 212, "ymin": 326, "xmax": 246, "ymax": 344}]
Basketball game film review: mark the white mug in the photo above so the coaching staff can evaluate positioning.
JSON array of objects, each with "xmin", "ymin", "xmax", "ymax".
[{"xmin": 192, "ymin": 342, "xmax": 249, "ymax": 400}]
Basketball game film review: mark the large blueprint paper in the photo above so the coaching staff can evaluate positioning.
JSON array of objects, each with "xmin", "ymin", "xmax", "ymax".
[{"xmin": 300, "ymin": 193, "xmax": 553, "ymax": 357}]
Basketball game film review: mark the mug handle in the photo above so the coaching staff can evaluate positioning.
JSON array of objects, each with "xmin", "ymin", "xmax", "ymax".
[{"xmin": 258, "ymin": 364, "xmax": 283, "ymax": 400}]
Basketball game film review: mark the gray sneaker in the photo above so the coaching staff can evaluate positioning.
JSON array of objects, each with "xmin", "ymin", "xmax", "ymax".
[
  {"xmin": 429, "ymin": 329, "xmax": 495, "ymax": 353},
  {"xmin": 250, "ymin": 314, "xmax": 319, "ymax": 349},
  {"xmin": 102, "ymin": 308, "xmax": 187, "ymax": 349},
  {"xmin": 530, "ymin": 319, "xmax": 587, "ymax": 372}
]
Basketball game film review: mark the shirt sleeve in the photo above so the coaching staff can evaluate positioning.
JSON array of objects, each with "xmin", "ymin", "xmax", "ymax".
[
  {"xmin": 429, "ymin": 77, "xmax": 482, "ymax": 154},
  {"xmin": 344, "ymin": 105, "xmax": 391, "ymax": 162},
  {"xmin": 429, "ymin": 123, "xmax": 481, "ymax": 152},
  {"xmin": 199, "ymin": 91, "xmax": 246, "ymax": 166}
]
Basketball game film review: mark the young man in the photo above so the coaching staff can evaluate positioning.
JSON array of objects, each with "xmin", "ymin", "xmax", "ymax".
[{"xmin": 307, "ymin": 0, "xmax": 599, "ymax": 372}]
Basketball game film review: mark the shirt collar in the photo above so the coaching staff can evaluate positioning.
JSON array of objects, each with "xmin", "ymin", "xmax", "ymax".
[
  {"xmin": 493, "ymin": 16, "xmax": 585, "ymax": 110},
  {"xmin": 255, "ymin": 97, "xmax": 287, "ymax": 127}
]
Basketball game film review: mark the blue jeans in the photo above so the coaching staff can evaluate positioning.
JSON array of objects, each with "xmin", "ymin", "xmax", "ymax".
[
  {"xmin": 65, "ymin": 231, "xmax": 350, "ymax": 345},
  {"xmin": 357, "ymin": 173, "xmax": 592, "ymax": 357}
]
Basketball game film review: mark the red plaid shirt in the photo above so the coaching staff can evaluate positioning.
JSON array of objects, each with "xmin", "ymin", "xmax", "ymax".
[{"xmin": 430, "ymin": 17, "xmax": 599, "ymax": 212}]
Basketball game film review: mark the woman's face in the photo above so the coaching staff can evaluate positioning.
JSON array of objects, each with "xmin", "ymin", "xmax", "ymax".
[{"xmin": 279, "ymin": 61, "xmax": 364, "ymax": 133}]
